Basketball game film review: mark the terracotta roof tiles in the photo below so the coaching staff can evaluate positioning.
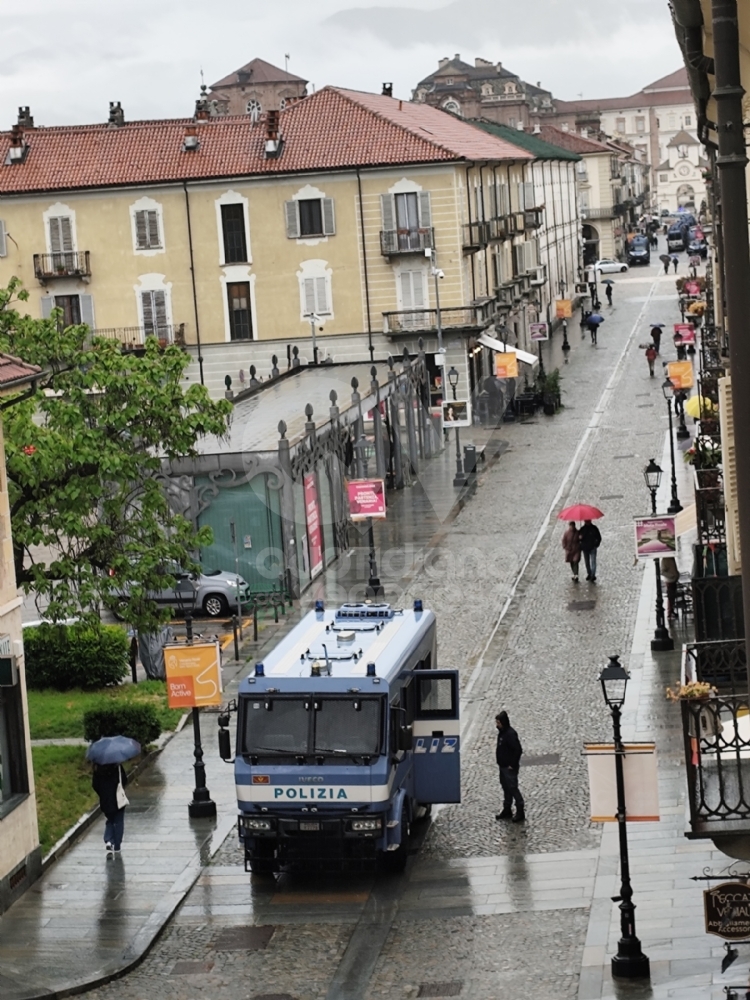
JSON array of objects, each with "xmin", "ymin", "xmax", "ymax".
[
  {"xmin": 0, "ymin": 87, "xmax": 530, "ymax": 196},
  {"xmin": 0, "ymin": 354, "xmax": 42, "ymax": 392}
]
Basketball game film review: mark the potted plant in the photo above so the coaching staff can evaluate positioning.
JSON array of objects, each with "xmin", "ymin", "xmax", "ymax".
[
  {"xmin": 537, "ymin": 369, "xmax": 562, "ymax": 415},
  {"xmin": 666, "ymin": 680, "xmax": 716, "ymax": 702}
]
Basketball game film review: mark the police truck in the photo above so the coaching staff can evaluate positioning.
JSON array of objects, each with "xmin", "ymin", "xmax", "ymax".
[{"xmin": 218, "ymin": 600, "xmax": 460, "ymax": 873}]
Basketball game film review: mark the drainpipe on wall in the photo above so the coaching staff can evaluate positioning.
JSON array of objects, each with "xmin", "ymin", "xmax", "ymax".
[
  {"xmin": 183, "ymin": 181, "xmax": 205, "ymax": 386},
  {"xmin": 710, "ymin": 0, "xmax": 750, "ymax": 684},
  {"xmin": 356, "ymin": 168, "xmax": 375, "ymax": 362}
]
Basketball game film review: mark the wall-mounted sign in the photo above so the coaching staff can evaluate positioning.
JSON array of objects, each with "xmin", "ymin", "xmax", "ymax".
[
  {"xmin": 674, "ymin": 323, "xmax": 696, "ymax": 345},
  {"xmin": 495, "ymin": 353, "xmax": 519, "ymax": 378},
  {"xmin": 667, "ymin": 360, "xmax": 694, "ymax": 390},
  {"xmin": 243, "ymin": 535, "xmax": 252, "ymax": 549},
  {"xmin": 704, "ymin": 882, "xmax": 750, "ymax": 940},
  {"xmin": 441, "ymin": 400, "xmax": 471, "ymax": 427},
  {"xmin": 634, "ymin": 515, "xmax": 677, "ymax": 559},
  {"xmin": 584, "ymin": 743, "xmax": 659, "ymax": 822},
  {"xmin": 165, "ymin": 641, "xmax": 222, "ymax": 708},
  {"xmin": 530, "ymin": 322, "xmax": 549, "ymax": 342},
  {"xmin": 347, "ymin": 478, "xmax": 386, "ymax": 521}
]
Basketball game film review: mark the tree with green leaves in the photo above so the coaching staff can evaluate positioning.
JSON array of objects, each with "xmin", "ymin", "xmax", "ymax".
[{"xmin": 0, "ymin": 278, "xmax": 232, "ymax": 631}]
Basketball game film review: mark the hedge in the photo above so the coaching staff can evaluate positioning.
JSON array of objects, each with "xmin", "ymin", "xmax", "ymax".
[
  {"xmin": 24, "ymin": 623, "xmax": 129, "ymax": 691},
  {"xmin": 83, "ymin": 702, "xmax": 161, "ymax": 749}
]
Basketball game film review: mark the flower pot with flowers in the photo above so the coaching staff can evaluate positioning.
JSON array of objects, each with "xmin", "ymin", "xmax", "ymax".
[{"xmin": 666, "ymin": 680, "xmax": 716, "ymax": 702}]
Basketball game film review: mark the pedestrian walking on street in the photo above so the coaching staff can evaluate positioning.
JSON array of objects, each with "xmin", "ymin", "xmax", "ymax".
[
  {"xmin": 674, "ymin": 329, "xmax": 687, "ymax": 361},
  {"xmin": 92, "ymin": 763, "xmax": 129, "ymax": 858},
  {"xmin": 495, "ymin": 711, "xmax": 525, "ymax": 823},
  {"xmin": 650, "ymin": 325, "xmax": 662, "ymax": 353},
  {"xmin": 672, "ymin": 254, "xmax": 679, "ymax": 273},
  {"xmin": 580, "ymin": 309, "xmax": 590, "ymax": 338},
  {"xmin": 660, "ymin": 253, "xmax": 670, "ymax": 274},
  {"xmin": 605, "ymin": 283, "xmax": 613, "ymax": 306},
  {"xmin": 562, "ymin": 521, "xmax": 582, "ymax": 582},
  {"xmin": 661, "ymin": 556, "xmax": 680, "ymax": 620},
  {"xmin": 645, "ymin": 343, "xmax": 657, "ymax": 377},
  {"xmin": 580, "ymin": 519, "xmax": 602, "ymax": 582}
]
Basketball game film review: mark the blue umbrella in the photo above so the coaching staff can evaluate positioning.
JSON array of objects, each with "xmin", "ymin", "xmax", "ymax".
[
  {"xmin": 588, "ymin": 313, "xmax": 604, "ymax": 325},
  {"xmin": 86, "ymin": 735, "xmax": 141, "ymax": 765}
]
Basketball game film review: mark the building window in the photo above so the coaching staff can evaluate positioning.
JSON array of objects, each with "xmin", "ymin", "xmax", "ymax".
[
  {"xmin": 41, "ymin": 293, "xmax": 94, "ymax": 330},
  {"xmin": 397, "ymin": 269, "xmax": 427, "ymax": 328},
  {"xmin": 227, "ymin": 282, "xmax": 253, "ymax": 339},
  {"xmin": 678, "ymin": 144, "xmax": 688, "ymax": 159},
  {"xmin": 285, "ymin": 197, "xmax": 335, "ymax": 239},
  {"xmin": 443, "ymin": 100, "xmax": 461, "ymax": 115},
  {"xmin": 140, "ymin": 290, "xmax": 169, "ymax": 337},
  {"xmin": 508, "ymin": 116, "xmax": 516, "ymax": 128},
  {"xmin": 134, "ymin": 209, "xmax": 161, "ymax": 250},
  {"xmin": 49, "ymin": 215, "xmax": 74, "ymax": 256},
  {"xmin": 445, "ymin": 78, "xmax": 453, "ymax": 86},
  {"xmin": 221, "ymin": 203, "xmax": 248, "ymax": 262},
  {"xmin": 381, "ymin": 190, "xmax": 432, "ymax": 249},
  {"xmin": 0, "ymin": 679, "xmax": 30, "ymax": 810},
  {"xmin": 246, "ymin": 99, "xmax": 261, "ymax": 121},
  {"xmin": 660, "ymin": 173, "xmax": 669, "ymax": 182},
  {"xmin": 615, "ymin": 117, "xmax": 626, "ymax": 133},
  {"xmin": 635, "ymin": 116, "xmax": 645, "ymax": 132},
  {"xmin": 302, "ymin": 275, "xmax": 330, "ymax": 316},
  {"xmin": 685, "ymin": 114, "xmax": 692, "ymax": 127}
]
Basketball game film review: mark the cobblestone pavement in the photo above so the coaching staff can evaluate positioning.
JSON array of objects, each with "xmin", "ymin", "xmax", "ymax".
[{"xmin": 80, "ymin": 253, "xmax": 703, "ymax": 999}]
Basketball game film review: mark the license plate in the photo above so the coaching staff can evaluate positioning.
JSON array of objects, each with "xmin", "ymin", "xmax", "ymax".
[{"xmin": 299, "ymin": 821, "xmax": 320, "ymax": 831}]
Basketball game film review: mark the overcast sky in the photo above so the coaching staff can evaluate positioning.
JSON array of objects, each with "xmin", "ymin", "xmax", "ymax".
[{"xmin": 2, "ymin": 0, "xmax": 681, "ymax": 127}]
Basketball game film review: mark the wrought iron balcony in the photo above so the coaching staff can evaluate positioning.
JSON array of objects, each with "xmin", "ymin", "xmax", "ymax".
[
  {"xmin": 523, "ymin": 208, "xmax": 544, "ymax": 229},
  {"xmin": 487, "ymin": 216, "xmax": 511, "ymax": 241},
  {"xmin": 462, "ymin": 221, "xmax": 491, "ymax": 251},
  {"xmin": 382, "ymin": 305, "xmax": 492, "ymax": 335},
  {"xmin": 694, "ymin": 467, "xmax": 725, "ymax": 546},
  {"xmin": 380, "ymin": 228, "xmax": 434, "ymax": 256},
  {"xmin": 33, "ymin": 251, "xmax": 91, "ymax": 281},
  {"xmin": 92, "ymin": 324, "xmax": 183, "ymax": 350},
  {"xmin": 580, "ymin": 206, "xmax": 614, "ymax": 220},
  {"xmin": 683, "ymin": 638, "xmax": 747, "ymax": 695}
]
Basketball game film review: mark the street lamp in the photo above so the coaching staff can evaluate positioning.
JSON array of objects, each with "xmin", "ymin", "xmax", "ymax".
[
  {"xmin": 447, "ymin": 366, "xmax": 468, "ymax": 488},
  {"xmin": 425, "ymin": 247, "xmax": 445, "ymax": 356},
  {"xmin": 598, "ymin": 654, "xmax": 651, "ymax": 981},
  {"xmin": 643, "ymin": 460, "xmax": 674, "ymax": 653},
  {"xmin": 674, "ymin": 390, "xmax": 690, "ymax": 440},
  {"xmin": 661, "ymin": 379, "xmax": 683, "ymax": 514},
  {"xmin": 175, "ymin": 576, "xmax": 217, "ymax": 819},
  {"xmin": 353, "ymin": 435, "xmax": 385, "ymax": 599}
]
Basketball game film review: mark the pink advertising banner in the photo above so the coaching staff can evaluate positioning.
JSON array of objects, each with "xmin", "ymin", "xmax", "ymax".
[
  {"xmin": 634, "ymin": 515, "xmax": 677, "ymax": 560},
  {"xmin": 347, "ymin": 479, "xmax": 387, "ymax": 521},
  {"xmin": 303, "ymin": 472, "xmax": 324, "ymax": 578}
]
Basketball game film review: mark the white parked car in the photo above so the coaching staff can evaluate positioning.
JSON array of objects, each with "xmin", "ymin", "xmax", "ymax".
[{"xmin": 595, "ymin": 259, "xmax": 628, "ymax": 273}]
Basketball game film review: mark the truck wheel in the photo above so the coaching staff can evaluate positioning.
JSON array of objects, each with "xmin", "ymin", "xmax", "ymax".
[
  {"xmin": 381, "ymin": 816, "xmax": 411, "ymax": 873},
  {"xmin": 249, "ymin": 842, "xmax": 276, "ymax": 878},
  {"xmin": 414, "ymin": 803, "xmax": 432, "ymax": 824}
]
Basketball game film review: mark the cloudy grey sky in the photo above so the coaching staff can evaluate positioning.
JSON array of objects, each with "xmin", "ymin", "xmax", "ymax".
[{"xmin": 2, "ymin": 0, "xmax": 680, "ymax": 127}]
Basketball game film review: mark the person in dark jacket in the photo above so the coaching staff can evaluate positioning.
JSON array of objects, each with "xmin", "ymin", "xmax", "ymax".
[
  {"xmin": 495, "ymin": 711, "xmax": 525, "ymax": 822},
  {"xmin": 92, "ymin": 763, "xmax": 128, "ymax": 857},
  {"xmin": 579, "ymin": 519, "xmax": 602, "ymax": 582}
]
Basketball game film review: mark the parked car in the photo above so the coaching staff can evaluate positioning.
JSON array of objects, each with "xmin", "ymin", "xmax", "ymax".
[
  {"xmin": 687, "ymin": 238, "xmax": 708, "ymax": 258},
  {"xmin": 595, "ymin": 259, "xmax": 628, "ymax": 273},
  {"xmin": 115, "ymin": 565, "xmax": 252, "ymax": 618},
  {"xmin": 627, "ymin": 237, "xmax": 651, "ymax": 266}
]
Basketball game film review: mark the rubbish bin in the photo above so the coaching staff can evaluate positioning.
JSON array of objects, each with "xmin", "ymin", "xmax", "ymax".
[{"xmin": 463, "ymin": 445, "xmax": 478, "ymax": 476}]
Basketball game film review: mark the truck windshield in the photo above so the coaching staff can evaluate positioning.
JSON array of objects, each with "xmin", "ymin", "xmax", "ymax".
[{"xmin": 240, "ymin": 696, "xmax": 382, "ymax": 758}]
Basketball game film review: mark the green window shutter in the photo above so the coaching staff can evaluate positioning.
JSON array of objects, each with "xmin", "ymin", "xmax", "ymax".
[
  {"xmin": 135, "ymin": 210, "xmax": 148, "ymax": 248},
  {"xmin": 285, "ymin": 201, "xmax": 300, "ymax": 239},
  {"xmin": 153, "ymin": 290, "xmax": 168, "ymax": 332},
  {"xmin": 79, "ymin": 294, "xmax": 95, "ymax": 329},
  {"xmin": 141, "ymin": 291, "xmax": 155, "ymax": 333},
  {"xmin": 322, "ymin": 198, "xmax": 335, "ymax": 236}
]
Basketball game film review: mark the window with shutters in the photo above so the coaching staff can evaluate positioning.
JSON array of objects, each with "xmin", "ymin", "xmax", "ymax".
[
  {"xmin": 297, "ymin": 260, "xmax": 333, "ymax": 320},
  {"xmin": 396, "ymin": 269, "xmax": 427, "ymax": 329},
  {"xmin": 227, "ymin": 282, "xmax": 253, "ymax": 340},
  {"xmin": 285, "ymin": 196, "xmax": 335, "ymax": 239},
  {"xmin": 0, "ymin": 220, "xmax": 7, "ymax": 257},
  {"xmin": 221, "ymin": 204, "xmax": 248, "ymax": 262},
  {"xmin": 140, "ymin": 290, "xmax": 169, "ymax": 337},
  {"xmin": 134, "ymin": 210, "xmax": 162, "ymax": 250},
  {"xmin": 41, "ymin": 294, "xmax": 95, "ymax": 331},
  {"xmin": 720, "ymin": 376, "xmax": 741, "ymax": 575},
  {"xmin": 380, "ymin": 190, "xmax": 432, "ymax": 254}
]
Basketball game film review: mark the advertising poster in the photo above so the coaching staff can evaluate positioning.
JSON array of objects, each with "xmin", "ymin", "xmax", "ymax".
[
  {"xmin": 556, "ymin": 299, "xmax": 572, "ymax": 319},
  {"xmin": 441, "ymin": 400, "xmax": 472, "ymax": 427},
  {"xmin": 303, "ymin": 472, "xmax": 324, "ymax": 579},
  {"xmin": 495, "ymin": 352, "xmax": 519, "ymax": 378},
  {"xmin": 667, "ymin": 360, "xmax": 694, "ymax": 390},
  {"xmin": 347, "ymin": 479, "xmax": 387, "ymax": 521},
  {"xmin": 634, "ymin": 515, "xmax": 677, "ymax": 560},
  {"xmin": 530, "ymin": 322, "xmax": 549, "ymax": 342},
  {"xmin": 165, "ymin": 641, "xmax": 222, "ymax": 709},
  {"xmin": 674, "ymin": 323, "xmax": 696, "ymax": 345},
  {"xmin": 584, "ymin": 743, "xmax": 659, "ymax": 822}
]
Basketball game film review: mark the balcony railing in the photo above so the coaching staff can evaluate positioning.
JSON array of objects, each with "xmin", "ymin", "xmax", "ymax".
[
  {"xmin": 380, "ymin": 228, "xmax": 434, "ymax": 256},
  {"xmin": 694, "ymin": 467, "xmax": 725, "ymax": 546},
  {"xmin": 683, "ymin": 638, "xmax": 747, "ymax": 695},
  {"xmin": 524, "ymin": 208, "xmax": 544, "ymax": 229},
  {"xmin": 580, "ymin": 207, "xmax": 614, "ymax": 220},
  {"xmin": 488, "ymin": 216, "xmax": 511, "ymax": 241},
  {"xmin": 383, "ymin": 306, "xmax": 492, "ymax": 335},
  {"xmin": 462, "ymin": 221, "xmax": 490, "ymax": 250},
  {"xmin": 681, "ymin": 691, "xmax": 750, "ymax": 835},
  {"xmin": 33, "ymin": 252, "xmax": 91, "ymax": 280},
  {"xmin": 92, "ymin": 324, "xmax": 183, "ymax": 350}
]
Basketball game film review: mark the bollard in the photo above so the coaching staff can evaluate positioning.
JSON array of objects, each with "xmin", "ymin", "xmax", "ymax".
[
  {"xmin": 129, "ymin": 635, "xmax": 138, "ymax": 684},
  {"xmin": 232, "ymin": 615, "xmax": 240, "ymax": 661},
  {"xmin": 253, "ymin": 603, "xmax": 259, "ymax": 643}
]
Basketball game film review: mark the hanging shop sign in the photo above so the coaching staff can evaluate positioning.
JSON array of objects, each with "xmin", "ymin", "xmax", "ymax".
[
  {"xmin": 441, "ymin": 400, "xmax": 471, "ymax": 427},
  {"xmin": 165, "ymin": 641, "xmax": 222, "ymax": 709},
  {"xmin": 583, "ymin": 743, "xmax": 659, "ymax": 822},
  {"xmin": 667, "ymin": 360, "xmax": 694, "ymax": 390},
  {"xmin": 674, "ymin": 323, "xmax": 696, "ymax": 345},
  {"xmin": 495, "ymin": 353, "xmax": 519, "ymax": 378},
  {"xmin": 634, "ymin": 515, "xmax": 677, "ymax": 560},
  {"xmin": 530, "ymin": 322, "xmax": 549, "ymax": 342},
  {"xmin": 347, "ymin": 479, "xmax": 387, "ymax": 521},
  {"xmin": 704, "ymin": 882, "xmax": 750, "ymax": 940}
]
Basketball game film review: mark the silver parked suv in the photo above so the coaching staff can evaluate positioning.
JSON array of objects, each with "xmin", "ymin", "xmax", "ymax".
[{"xmin": 118, "ymin": 566, "xmax": 252, "ymax": 619}]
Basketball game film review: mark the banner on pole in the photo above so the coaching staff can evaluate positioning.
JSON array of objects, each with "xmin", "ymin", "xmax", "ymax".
[
  {"xmin": 495, "ymin": 352, "xmax": 519, "ymax": 378},
  {"xmin": 530, "ymin": 322, "xmax": 549, "ymax": 342},
  {"xmin": 165, "ymin": 641, "xmax": 222, "ymax": 708},
  {"xmin": 667, "ymin": 360, "xmax": 694, "ymax": 390},
  {"xmin": 584, "ymin": 743, "xmax": 659, "ymax": 822},
  {"xmin": 347, "ymin": 479, "xmax": 387, "ymax": 521},
  {"xmin": 634, "ymin": 515, "xmax": 677, "ymax": 559},
  {"xmin": 556, "ymin": 299, "xmax": 572, "ymax": 319},
  {"xmin": 304, "ymin": 472, "xmax": 324, "ymax": 579}
]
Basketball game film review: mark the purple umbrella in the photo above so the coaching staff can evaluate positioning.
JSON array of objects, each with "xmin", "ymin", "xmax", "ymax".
[{"xmin": 588, "ymin": 313, "xmax": 604, "ymax": 325}]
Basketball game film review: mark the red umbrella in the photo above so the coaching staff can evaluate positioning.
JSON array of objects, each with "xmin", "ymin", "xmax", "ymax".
[{"xmin": 558, "ymin": 504, "xmax": 604, "ymax": 521}]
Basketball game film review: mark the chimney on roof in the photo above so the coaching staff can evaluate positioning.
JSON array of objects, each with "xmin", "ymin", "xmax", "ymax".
[
  {"xmin": 237, "ymin": 69, "xmax": 251, "ymax": 86},
  {"xmin": 382, "ymin": 83, "xmax": 393, "ymax": 97},
  {"xmin": 454, "ymin": 53, "xmax": 461, "ymax": 61},
  {"xmin": 108, "ymin": 101, "xmax": 125, "ymax": 128},
  {"xmin": 533, "ymin": 123, "xmax": 541, "ymax": 134},
  {"xmin": 537, "ymin": 81, "xmax": 541, "ymax": 88},
  {"xmin": 6, "ymin": 123, "xmax": 28, "ymax": 164},
  {"xmin": 561, "ymin": 122, "xmax": 569, "ymax": 132},
  {"xmin": 516, "ymin": 121, "xmax": 524, "ymax": 131},
  {"xmin": 17, "ymin": 106, "xmax": 33, "ymax": 129},
  {"xmin": 475, "ymin": 57, "xmax": 493, "ymax": 68},
  {"xmin": 496, "ymin": 62, "xmax": 502, "ymax": 73},
  {"xmin": 182, "ymin": 125, "xmax": 200, "ymax": 152},
  {"xmin": 265, "ymin": 109, "xmax": 283, "ymax": 158},
  {"xmin": 194, "ymin": 86, "xmax": 210, "ymax": 122},
  {"xmin": 438, "ymin": 57, "xmax": 449, "ymax": 68}
]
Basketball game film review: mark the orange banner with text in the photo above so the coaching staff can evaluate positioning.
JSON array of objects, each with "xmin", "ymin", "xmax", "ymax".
[
  {"xmin": 495, "ymin": 353, "xmax": 519, "ymax": 378},
  {"xmin": 165, "ymin": 641, "xmax": 223, "ymax": 708}
]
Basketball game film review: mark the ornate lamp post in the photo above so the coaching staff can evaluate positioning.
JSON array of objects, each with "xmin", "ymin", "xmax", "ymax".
[
  {"xmin": 643, "ymin": 459, "xmax": 674, "ymax": 652},
  {"xmin": 599, "ymin": 655, "xmax": 650, "ymax": 981},
  {"xmin": 661, "ymin": 379, "xmax": 683, "ymax": 514},
  {"xmin": 447, "ymin": 366, "xmax": 468, "ymax": 488},
  {"xmin": 175, "ymin": 576, "xmax": 217, "ymax": 819}
]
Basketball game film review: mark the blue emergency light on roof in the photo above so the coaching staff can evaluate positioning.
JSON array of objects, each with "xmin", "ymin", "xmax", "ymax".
[
  {"xmin": 366, "ymin": 662, "xmax": 377, "ymax": 677},
  {"xmin": 255, "ymin": 662, "xmax": 265, "ymax": 677},
  {"xmin": 315, "ymin": 600, "xmax": 325, "ymax": 613},
  {"xmin": 414, "ymin": 599, "xmax": 423, "ymax": 612}
]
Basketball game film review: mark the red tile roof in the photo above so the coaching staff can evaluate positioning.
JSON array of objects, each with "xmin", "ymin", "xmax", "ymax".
[
  {"xmin": 0, "ymin": 354, "xmax": 42, "ymax": 392},
  {"xmin": 555, "ymin": 69, "xmax": 692, "ymax": 115},
  {"xmin": 536, "ymin": 125, "xmax": 613, "ymax": 155},
  {"xmin": 0, "ymin": 87, "xmax": 530, "ymax": 196}
]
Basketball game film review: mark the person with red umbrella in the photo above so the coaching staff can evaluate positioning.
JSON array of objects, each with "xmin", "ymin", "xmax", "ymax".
[
  {"xmin": 562, "ymin": 521, "xmax": 582, "ymax": 583},
  {"xmin": 559, "ymin": 505, "xmax": 603, "ymax": 582}
]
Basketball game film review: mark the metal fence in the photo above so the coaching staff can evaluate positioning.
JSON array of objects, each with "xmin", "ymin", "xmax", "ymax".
[
  {"xmin": 33, "ymin": 251, "xmax": 91, "ymax": 280},
  {"xmin": 379, "ymin": 228, "xmax": 434, "ymax": 255},
  {"xmin": 682, "ymin": 638, "xmax": 747, "ymax": 694}
]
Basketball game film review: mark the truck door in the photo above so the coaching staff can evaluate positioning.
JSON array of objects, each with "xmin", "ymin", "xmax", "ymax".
[{"xmin": 411, "ymin": 670, "xmax": 460, "ymax": 803}]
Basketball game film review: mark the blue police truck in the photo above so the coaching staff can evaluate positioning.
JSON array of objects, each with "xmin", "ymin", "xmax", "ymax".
[{"xmin": 218, "ymin": 600, "xmax": 460, "ymax": 873}]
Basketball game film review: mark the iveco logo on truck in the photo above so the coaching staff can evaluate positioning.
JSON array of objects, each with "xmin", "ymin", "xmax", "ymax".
[{"xmin": 217, "ymin": 600, "xmax": 460, "ymax": 876}]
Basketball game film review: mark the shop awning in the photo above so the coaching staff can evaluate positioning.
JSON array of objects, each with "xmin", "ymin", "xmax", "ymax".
[{"xmin": 478, "ymin": 332, "xmax": 538, "ymax": 367}]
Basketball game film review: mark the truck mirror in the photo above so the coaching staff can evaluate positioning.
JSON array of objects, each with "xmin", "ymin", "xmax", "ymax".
[
  {"xmin": 218, "ymin": 727, "xmax": 232, "ymax": 761},
  {"xmin": 398, "ymin": 725, "xmax": 412, "ymax": 752}
]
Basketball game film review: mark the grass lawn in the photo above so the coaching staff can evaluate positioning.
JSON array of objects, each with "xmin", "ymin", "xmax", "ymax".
[
  {"xmin": 27, "ymin": 680, "xmax": 185, "ymax": 740},
  {"xmin": 32, "ymin": 745, "xmax": 99, "ymax": 855}
]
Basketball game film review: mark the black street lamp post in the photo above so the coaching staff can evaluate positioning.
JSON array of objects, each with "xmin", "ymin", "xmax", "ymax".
[
  {"xmin": 643, "ymin": 459, "xmax": 674, "ymax": 652},
  {"xmin": 661, "ymin": 379, "xmax": 683, "ymax": 514},
  {"xmin": 175, "ymin": 576, "xmax": 217, "ymax": 819},
  {"xmin": 599, "ymin": 655, "xmax": 650, "ymax": 980},
  {"xmin": 354, "ymin": 436, "xmax": 385, "ymax": 599},
  {"xmin": 447, "ymin": 366, "xmax": 468, "ymax": 488},
  {"xmin": 674, "ymin": 390, "xmax": 690, "ymax": 440}
]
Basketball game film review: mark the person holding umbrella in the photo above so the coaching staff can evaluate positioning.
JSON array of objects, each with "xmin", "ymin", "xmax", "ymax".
[
  {"xmin": 650, "ymin": 324, "xmax": 663, "ymax": 353},
  {"xmin": 660, "ymin": 253, "xmax": 671, "ymax": 275},
  {"xmin": 587, "ymin": 312, "xmax": 604, "ymax": 345},
  {"xmin": 558, "ymin": 504, "xmax": 603, "ymax": 581},
  {"xmin": 88, "ymin": 736, "xmax": 140, "ymax": 857}
]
